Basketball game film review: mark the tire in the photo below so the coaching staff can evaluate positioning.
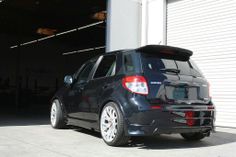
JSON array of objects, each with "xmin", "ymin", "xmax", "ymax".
[
  {"xmin": 181, "ymin": 132, "xmax": 206, "ymax": 141},
  {"xmin": 100, "ymin": 102, "xmax": 130, "ymax": 146},
  {"xmin": 50, "ymin": 99, "xmax": 67, "ymax": 129}
]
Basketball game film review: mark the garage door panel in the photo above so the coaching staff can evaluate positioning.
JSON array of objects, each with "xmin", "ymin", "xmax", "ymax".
[
  {"xmin": 168, "ymin": 20, "xmax": 236, "ymax": 33},
  {"xmin": 167, "ymin": 0, "xmax": 236, "ymax": 127},
  {"xmin": 195, "ymin": 64, "xmax": 236, "ymax": 70},
  {"xmin": 195, "ymin": 53, "xmax": 236, "ymax": 59},
  {"xmin": 168, "ymin": 14, "xmax": 236, "ymax": 26},
  {"xmin": 167, "ymin": 0, "xmax": 236, "ymax": 11},
  {"xmin": 204, "ymin": 71, "xmax": 236, "ymax": 76},
  {"xmin": 196, "ymin": 54, "xmax": 236, "ymax": 61}
]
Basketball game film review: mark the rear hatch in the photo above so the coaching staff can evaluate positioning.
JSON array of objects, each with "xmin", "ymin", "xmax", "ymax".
[{"xmin": 137, "ymin": 45, "xmax": 211, "ymax": 105}]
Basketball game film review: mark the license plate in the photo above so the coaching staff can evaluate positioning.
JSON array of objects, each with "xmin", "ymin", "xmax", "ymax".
[
  {"xmin": 166, "ymin": 85, "xmax": 198, "ymax": 100},
  {"xmin": 173, "ymin": 87, "xmax": 186, "ymax": 99}
]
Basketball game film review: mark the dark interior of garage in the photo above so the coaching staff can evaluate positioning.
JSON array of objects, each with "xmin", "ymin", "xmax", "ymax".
[{"xmin": 0, "ymin": 0, "xmax": 107, "ymax": 115}]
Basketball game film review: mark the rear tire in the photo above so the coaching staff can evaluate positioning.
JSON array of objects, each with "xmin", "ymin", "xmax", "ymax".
[
  {"xmin": 181, "ymin": 132, "xmax": 206, "ymax": 141},
  {"xmin": 50, "ymin": 99, "xmax": 67, "ymax": 129},
  {"xmin": 100, "ymin": 102, "xmax": 130, "ymax": 146}
]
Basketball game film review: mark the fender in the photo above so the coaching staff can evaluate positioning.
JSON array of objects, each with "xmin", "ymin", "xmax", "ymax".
[
  {"xmin": 51, "ymin": 95, "xmax": 68, "ymax": 121},
  {"xmin": 98, "ymin": 95, "xmax": 130, "ymax": 135}
]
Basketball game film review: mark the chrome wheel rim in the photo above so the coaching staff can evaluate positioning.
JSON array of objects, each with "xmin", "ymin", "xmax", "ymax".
[
  {"xmin": 50, "ymin": 102, "xmax": 57, "ymax": 126},
  {"xmin": 100, "ymin": 106, "xmax": 118, "ymax": 142}
]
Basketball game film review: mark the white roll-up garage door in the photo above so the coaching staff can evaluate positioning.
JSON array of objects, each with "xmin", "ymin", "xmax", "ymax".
[{"xmin": 167, "ymin": 0, "xmax": 236, "ymax": 127}]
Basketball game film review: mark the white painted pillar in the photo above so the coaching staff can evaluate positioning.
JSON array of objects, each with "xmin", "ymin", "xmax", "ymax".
[
  {"xmin": 141, "ymin": 0, "xmax": 167, "ymax": 46},
  {"xmin": 106, "ymin": 0, "xmax": 166, "ymax": 52},
  {"xmin": 106, "ymin": 0, "xmax": 142, "ymax": 52}
]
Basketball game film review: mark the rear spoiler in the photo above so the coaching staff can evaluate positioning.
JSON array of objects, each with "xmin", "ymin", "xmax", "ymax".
[{"xmin": 136, "ymin": 45, "xmax": 193, "ymax": 61}]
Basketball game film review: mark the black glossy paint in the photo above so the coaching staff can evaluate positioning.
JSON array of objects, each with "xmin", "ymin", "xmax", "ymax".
[{"xmin": 52, "ymin": 45, "xmax": 215, "ymax": 136}]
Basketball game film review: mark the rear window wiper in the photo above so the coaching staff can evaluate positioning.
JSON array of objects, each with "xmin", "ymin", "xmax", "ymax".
[{"xmin": 160, "ymin": 68, "xmax": 180, "ymax": 74}]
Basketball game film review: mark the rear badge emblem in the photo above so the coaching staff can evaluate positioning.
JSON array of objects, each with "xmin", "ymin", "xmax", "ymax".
[{"xmin": 150, "ymin": 81, "xmax": 162, "ymax": 85}]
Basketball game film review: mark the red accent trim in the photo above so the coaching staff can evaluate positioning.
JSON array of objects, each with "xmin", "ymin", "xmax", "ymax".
[
  {"xmin": 187, "ymin": 119, "xmax": 195, "ymax": 126},
  {"xmin": 151, "ymin": 105, "xmax": 161, "ymax": 109},
  {"xmin": 160, "ymin": 49, "xmax": 175, "ymax": 55},
  {"xmin": 185, "ymin": 111, "xmax": 194, "ymax": 118},
  {"xmin": 185, "ymin": 111, "xmax": 195, "ymax": 126},
  {"xmin": 208, "ymin": 106, "xmax": 214, "ymax": 110}
]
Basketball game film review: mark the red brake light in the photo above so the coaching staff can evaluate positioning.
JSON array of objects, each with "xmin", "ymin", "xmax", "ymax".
[{"xmin": 122, "ymin": 75, "xmax": 149, "ymax": 95}]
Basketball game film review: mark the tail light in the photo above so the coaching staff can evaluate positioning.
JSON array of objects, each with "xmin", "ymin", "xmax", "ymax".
[
  {"xmin": 208, "ymin": 82, "xmax": 212, "ymax": 98},
  {"xmin": 122, "ymin": 75, "xmax": 149, "ymax": 95}
]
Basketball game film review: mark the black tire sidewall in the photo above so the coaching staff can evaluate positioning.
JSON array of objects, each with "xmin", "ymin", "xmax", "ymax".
[{"xmin": 51, "ymin": 99, "xmax": 64, "ymax": 128}]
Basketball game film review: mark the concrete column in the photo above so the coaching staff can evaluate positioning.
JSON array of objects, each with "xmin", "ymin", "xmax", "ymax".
[
  {"xmin": 141, "ymin": 0, "xmax": 166, "ymax": 46},
  {"xmin": 106, "ymin": 0, "xmax": 142, "ymax": 52},
  {"xmin": 106, "ymin": 0, "xmax": 166, "ymax": 52}
]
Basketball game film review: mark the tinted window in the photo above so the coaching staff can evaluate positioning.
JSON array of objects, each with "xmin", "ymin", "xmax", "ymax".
[
  {"xmin": 189, "ymin": 59, "xmax": 203, "ymax": 77},
  {"xmin": 77, "ymin": 62, "xmax": 95, "ymax": 84},
  {"xmin": 176, "ymin": 61, "xmax": 191, "ymax": 75},
  {"xmin": 141, "ymin": 53, "xmax": 177, "ymax": 72},
  {"xmin": 162, "ymin": 59, "xmax": 177, "ymax": 69},
  {"xmin": 141, "ymin": 53, "xmax": 202, "ymax": 77},
  {"xmin": 94, "ymin": 55, "xmax": 116, "ymax": 79}
]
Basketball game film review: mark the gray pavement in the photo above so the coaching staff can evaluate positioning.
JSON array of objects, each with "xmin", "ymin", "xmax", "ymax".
[{"xmin": 0, "ymin": 115, "xmax": 236, "ymax": 157}]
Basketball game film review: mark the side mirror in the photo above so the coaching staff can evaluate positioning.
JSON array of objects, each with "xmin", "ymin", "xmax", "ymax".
[{"xmin": 64, "ymin": 75, "xmax": 73, "ymax": 85}]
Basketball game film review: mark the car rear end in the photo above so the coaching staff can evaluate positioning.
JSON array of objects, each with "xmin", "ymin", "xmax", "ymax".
[{"xmin": 121, "ymin": 45, "xmax": 215, "ymax": 136}]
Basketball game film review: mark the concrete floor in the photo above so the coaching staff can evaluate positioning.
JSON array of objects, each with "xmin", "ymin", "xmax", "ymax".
[{"xmin": 0, "ymin": 114, "xmax": 236, "ymax": 157}]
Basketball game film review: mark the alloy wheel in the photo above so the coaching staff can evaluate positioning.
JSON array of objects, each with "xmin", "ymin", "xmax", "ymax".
[{"xmin": 100, "ymin": 106, "xmax": 118, "ymax": 142}]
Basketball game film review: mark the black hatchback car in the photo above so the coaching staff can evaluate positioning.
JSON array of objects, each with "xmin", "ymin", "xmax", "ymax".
[{"xmin": 50, "ymin": 45, "xmax": 215, "ymax": 146}]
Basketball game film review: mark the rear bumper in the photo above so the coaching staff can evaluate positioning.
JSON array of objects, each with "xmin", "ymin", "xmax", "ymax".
[
  {"xmin": 124, "ymin": 105, "xmax": 215, "ymax": 136},
  {"xmin": 127, "ymin": 122, "xmax": 213, "ymax": 136}
]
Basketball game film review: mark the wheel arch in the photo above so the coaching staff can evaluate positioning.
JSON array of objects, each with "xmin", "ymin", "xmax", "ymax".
[
  {"xmin": 99, "ymin": 98, "xmax": 125, "ymax": 118},
  {"xmin": 98, "ymin": 97, "xmax": 128, "ymax": 133},
  {"xmin": 51, "ymin": 96, "xmax": 68, "ymax": 118}
]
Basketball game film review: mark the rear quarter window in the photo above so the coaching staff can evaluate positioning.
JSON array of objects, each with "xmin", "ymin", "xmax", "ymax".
[
  {"xmin": 123, "ymin": 52, "xmax": 142, "ymax": 74},
  {"xmin": 93, "ymin": 55, "xmax": 116, "ymax": 79}
]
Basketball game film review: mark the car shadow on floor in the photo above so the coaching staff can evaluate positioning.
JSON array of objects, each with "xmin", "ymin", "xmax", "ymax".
[
  {"xmin": 73, "ymin": 127, "xmax": 102, "ymax": 138},
  {"xmin": 1, "ymin": 114, "xmax": 236, "ymax": 150},
  {"xmin": 73, "ymin": 128, "xmax": 236, "ymax": 149},
  {"xmin": 127, "ymin": 131, "xmax": 236, "ymax": 149}
]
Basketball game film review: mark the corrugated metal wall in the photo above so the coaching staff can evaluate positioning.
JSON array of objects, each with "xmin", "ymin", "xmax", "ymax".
[{"xmin": 167, "ymin": 0, "xmax": 236, "ymax": 127}]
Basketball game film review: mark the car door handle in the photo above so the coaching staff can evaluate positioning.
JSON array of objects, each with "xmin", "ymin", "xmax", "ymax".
[{"xmin": 74, "ymin": 86, "xmax": 84, "ymax": 92}]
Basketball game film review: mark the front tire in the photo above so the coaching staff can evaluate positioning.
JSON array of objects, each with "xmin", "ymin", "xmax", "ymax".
[
  {"xmin": 181, "ymin": 132, "xmax": 206, "ymax": 141},
  {"xmin": 50, "ymin": 99, "xmax": 67, "ymax": 129},
  {"xmin": 100, "ymin": 102, "xmax": 130, "ymax": 146}
]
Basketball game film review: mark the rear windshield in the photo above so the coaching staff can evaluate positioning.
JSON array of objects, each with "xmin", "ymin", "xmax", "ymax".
[{"xmin": 141, "ymin": 53, "xmax": 203, "ymax": 77}]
